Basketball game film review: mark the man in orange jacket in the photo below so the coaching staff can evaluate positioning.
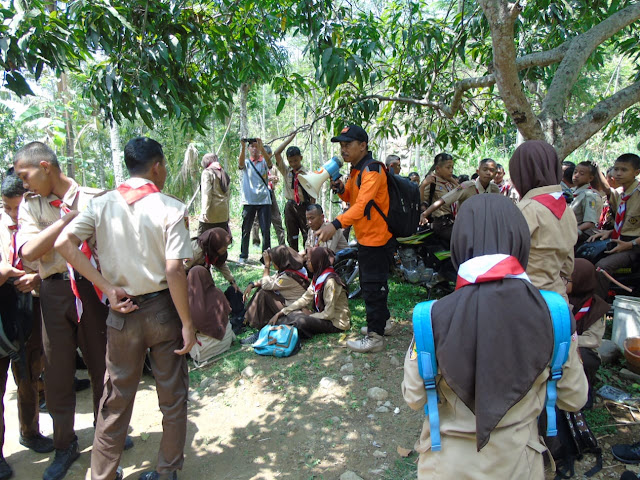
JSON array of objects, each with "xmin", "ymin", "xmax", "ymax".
[{"xmin": 316, "ymin": 125, "xmax": 395, "ymax": 353}]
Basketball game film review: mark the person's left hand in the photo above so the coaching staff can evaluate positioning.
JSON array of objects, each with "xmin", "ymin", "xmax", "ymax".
[
  {"xmin": 605, "ymin": 238, "xmax": 633, "ymax": 254},
  {"xmin": 316, "ymin": 223, "xmax": 337, "ymax": 243},
  {"xmin": 13, "ymin": 273, "xmax": 41, "ymax": 293},
  {"xmin": 268, "ymin": 311, "xmax": 284, "ymax": 325}
]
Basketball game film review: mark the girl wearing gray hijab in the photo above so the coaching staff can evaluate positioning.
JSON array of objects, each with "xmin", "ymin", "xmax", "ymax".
[{"xmin": 402, "ymin": 194, "xmax": 587, "ymax": 479}]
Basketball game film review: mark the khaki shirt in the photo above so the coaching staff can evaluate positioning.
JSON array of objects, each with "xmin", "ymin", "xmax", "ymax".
[
  {"xmin": 199, "ymin": 167, "xmax": 230, "ymax": 224},
  {"xmin": 17, "ymin": 180, "xmax": 101, "ymax": 280},
  {"xmin": 518, "ymin": 185, "xmax": 577, "ymax": 298},
  {"xmin": 275, "ymin": 156, "xmax": 312, "ymax": 202},
  {"xmin": 305, "ymin": 222, "xmax": 349, "ymax": 252},
  {"xmin": 610, "ymin": 179, "xmax": 640, "ymax": 238},
  {"xmin": 186, "ymin": 237, "xmax": 235, "ymax": 285},
  {"xmin": 280, "ymin": 277, "xmax": 350, "ymax": 331},
  {"xmin": 441, "ymin": 178, "xmax": 500, "ymax": 209},
  {"xmin": 402, "ymin": 339, "xmax": 587, "ymax": 479},
  {"xmin": 571, "ymin": 184, "xmax": 603, "ymax": 226},
  {"xmin": 425, "ymin": 176, "xmax": 457, "ymax": 217},
  {"xmin": 260, "ymin": 271, "xmax": 308, "ymax": 305},
  {"xmin": 65, "ymin": 178, "xmax": 193, "ymax": 296},
  {"xmin": 0, "ymin": 212, "xmax": 40, "ymax": 296}
]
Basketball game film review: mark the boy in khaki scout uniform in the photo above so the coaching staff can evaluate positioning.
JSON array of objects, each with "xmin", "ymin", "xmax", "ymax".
[
  {"xmin": 0, "ymin": 172, "xmax": 53, "ymax": 480},
  {"xmin": 56, "ymin": 137, "xmax": 196, "ymax": 480},
  {"xmin": 13, "ymin": 142, "xmax": 109, "ymax": 480},
  {"xmin": 571, "ymin": 160, "xmax": 603, "ymax": 244},
  {"xmin": 588, "ymin": 153, "xmax": 640, "ymax": 299}
]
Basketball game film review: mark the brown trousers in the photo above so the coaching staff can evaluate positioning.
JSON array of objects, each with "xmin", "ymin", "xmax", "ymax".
[
  {"xmin": 91, "ymin": 292, "xmax": 188, "ymax": 480},
  {"xmin": 595, "ymin": 248, "xmax": 640, "ymax": 299},
  {"xmin": 276, "ymin": 312, "xmax": 341, "ymax": 339},
  {"xmin": 244, "ymin": 289, "xmax": 285, "ymax": 329},
  {"xmin": 0, "ymin": 297, "xmax": 44, "ymax": 452},
  {"xmin": 40, "ymin": 277, "xmax": 108, "ymax": 449}
]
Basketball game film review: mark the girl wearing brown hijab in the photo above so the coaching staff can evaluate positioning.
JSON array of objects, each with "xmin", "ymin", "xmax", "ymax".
[
  {"xmin": 187, "ymin": 227, "xmax": 240, "ymax": 291},
  {"xmin": 402, "ymin": 194, "xmax": 587, "ymax": 479},
  {"xmin": 268, "ymin": 247, "xmax": 350, "ymax": 339},
  {"xmin": 509, "ymin": 140, "xmax": 577, "ymax": 299},
  {"xmin": 243, "ymin": 245, "xmax": 310, "ymax": 329},
  {"xmin": 568, "ymin": 259, "xmax": 610, "ymax": 408}
]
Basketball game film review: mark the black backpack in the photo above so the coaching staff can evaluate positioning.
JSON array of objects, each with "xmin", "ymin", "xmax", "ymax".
[
  {"xmin": 224, "ymin": 286, "xmax": 246, "ymax": 335},
  {"xmin": 356, "ymin": 160, "xmax": 421, "ymax": 238}
]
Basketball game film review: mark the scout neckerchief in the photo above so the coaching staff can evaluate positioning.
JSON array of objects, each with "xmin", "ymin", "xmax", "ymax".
[
  {"xmin": 455, "ymin": 254, "xmax": 530, "ymax": 290},
  {"xmin": 612, "ymin": 184, "xmax": 640, "ymax": 240},
  {"xmin": 116, "ymin": 182, "xmax": 160, "ymax": 205},
  {"xmin": 598, "ymin": 203, "xmax": 610, "ymax": 229},
  {"xmin": 8, "ymin": 224, "xmax": 23, "ymax": 269},
  {"xmin": 313, "ymin": 267, "xmax": 335, "ymax": 311},
  {"xmin": 574, "ymin": 297, "xmax": 593, "ymax": 323},
  {"xmin": 532, "ymin": 191, "xmax": 567, "ymax": 219},
  {"xmin": 281, "ymin": 268, "xmax": 310, "ymax": 289},
  {"xmin": 292, "ymin": 169, "xmax": 301, "ymax": 205},
  {"xmin": 50, "ymin": 195, "xmax": 107, "ymax": 321},
  {"xmin": 497, "ymin": 181, "xmax": 511, "ymax": 196},
  {"xmin": 572, "ymin": 184, "xmax": 594, "ymax": 200}
]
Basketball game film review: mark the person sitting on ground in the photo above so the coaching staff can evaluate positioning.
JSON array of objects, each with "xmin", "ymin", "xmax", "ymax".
[
  {"xmin": 268, "ymin": 247, "xmax": 350, "ymax": 339},
  {"xmin": 186, "ymin": 227, "xmax": 240, "ymax": 292},
  {"xmin": 243, "ymin": 245, "xmax": 310, "ymax": 329},
  {"xmin": 402, "ymin": 194, "xmax": 588, "ymax": 479},
  {"xmin": 305, "ymin": 204, "xmax": 348, "ymax": 252},
  {"xmin": 561, "ymin": 161, "xmax": 576, "ymax": 203},
  {"xmin": 567, "ymin": 259, "xmax": 609, "ymax": 409},
  {"xmin": 417, "ymin": 153, "xmax": 458, "ymax": 243},
  {"xmin": 571, "ymin": 161, "xmax": 603, "ymax": 245},
  {"xmin": 420, "ymin": 157, "xmax": 499, "ymax": 231},
  {"xmin": 408, "ymin": 172, "xmax": 420, "ymax": 185},
  {"xmin": 588, "ymin": 153, "xmax": 640, "ymax": 300}
]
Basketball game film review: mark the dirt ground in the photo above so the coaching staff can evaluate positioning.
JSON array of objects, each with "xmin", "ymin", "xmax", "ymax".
[{"xmin": 4, "ymin": 321, "xmax": 640, "ymax": 480}]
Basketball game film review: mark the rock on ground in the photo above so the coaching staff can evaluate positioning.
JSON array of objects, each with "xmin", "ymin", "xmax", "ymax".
[
  {"xmin": 367, "ymin": 387, "xmax": 389, "ymax": 401},
  {"xmin": 340, "ymin": 472, "xmax": 364, "ymax": 480}
]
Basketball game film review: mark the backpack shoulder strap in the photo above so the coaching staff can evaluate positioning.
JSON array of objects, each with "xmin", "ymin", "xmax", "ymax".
[
  {"xmin": 412, "ymin": 300, "xmax": 441, "ymax": 451},
  {"xmin": 539, "ymin": 290, "xmax": 572, "ymax": 437},
  {"xmin": 356, "ymin": 159, "xmax": 384, "ymax": 187}
]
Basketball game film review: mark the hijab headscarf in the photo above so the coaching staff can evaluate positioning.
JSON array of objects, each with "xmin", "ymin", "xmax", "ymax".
[
  {"xmin": 269, "ymin": 245, "xmax": 305, "ymax": 272},
  {"xmin": 569, "ymin": 259, "xmax": 610, "ymax": 335},
  {"xmin": 197, "ymin": 228, "xmax": 231, "ymax": 268},
  {"xmin": 187, "ymin": 266, "xmax": 231, "ymax": 340},
  {"xmin": 431, "ymin": 194, "xmax": 554, "ymax": 451},
  {"xmin": 509, "ymin": 140, "xmax": 561, "ymax": 197},
  {"xmin": 309, "ymin": 247, "xmax": 345, "ymax": 312}
]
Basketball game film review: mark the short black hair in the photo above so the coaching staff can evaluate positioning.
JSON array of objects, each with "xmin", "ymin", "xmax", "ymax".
[
  {"xmin": 14, "ymin": 141, "xmax": 59, "ymax": 168},
  {"xmin": 562, "ymin": 161, "xmax": 575, "ymax": 168},
  {"xmin": 615, "ymin": 153, "xmax": 640, "ymax": 170},
  {"xmin": 562, "ymin": 163, "xmax": 575, "ymax": 182},
  {"xmin": 124, "ymin": 137, "xmax": 164, "ymax": 175},
  {"xmin": 1, "ymin": 171, "xmax": 26, "ymax": 198},
  {"xmin": 286, "ymin": 146, "xmax": 301, "ymax": 157},
  {"xmin": 471, "ymin": 173, "xmax": 479, "ymax": 180},
  {"xmin": 496, "ymin": 163, "xmax": 504, "ymax": 171},
  {"xmin": 457, "ymin": 174, "xmax": 470, "ymax": 183},
  {"xmin": 306, "ymin": 204, "xmax": 323, "ymax": 214},
  {"xmin": 408, "ymin": 171, "xmax": 419, "ymax": 178},
  {"xmin": 577, "ymin": 160, "xmax": 598, "ymax": 178},
  {"xmin": 479, "ymin": 158, "xmax": 496, "ymax": 167}
]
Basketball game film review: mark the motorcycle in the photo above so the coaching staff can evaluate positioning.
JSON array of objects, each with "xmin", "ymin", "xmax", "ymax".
[{"xmin": 333, "ymin": 226, "xmax": 456, "ymax": 300}]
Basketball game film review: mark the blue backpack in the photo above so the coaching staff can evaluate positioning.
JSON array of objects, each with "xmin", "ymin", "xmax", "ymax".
[
  {"xmin": 412, "ymin": 290, "xmax": 571, "ymax": 451},
  {"xmin": 252, "ymin": 325, "xmax": 300, "ymax": 357}
]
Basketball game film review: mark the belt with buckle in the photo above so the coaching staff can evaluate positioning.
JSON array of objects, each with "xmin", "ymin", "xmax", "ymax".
[
  {"xmin": 130, "ymin": 289, "xmax": 168, "ymax": 305},
  {"xmin": 47, "ymin": 272, "xmax": 85, "ymax": 281}
]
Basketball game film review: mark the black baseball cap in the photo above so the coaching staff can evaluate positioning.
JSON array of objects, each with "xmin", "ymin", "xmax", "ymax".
[{"xmin": 330, "ymin": 124, "xmax": 368, "ymax": 143}]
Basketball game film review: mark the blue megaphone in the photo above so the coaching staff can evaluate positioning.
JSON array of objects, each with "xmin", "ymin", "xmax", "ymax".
[{"xmin": 298, "ymin": 156, "xmax": 344, "ymax": 199}]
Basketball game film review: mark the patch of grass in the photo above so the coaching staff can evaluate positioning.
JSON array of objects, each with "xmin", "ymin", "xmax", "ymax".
[
  {"xmin": 383, "ymin": 456, "xmax": 418, "ymax": 480},
  {"xmin": 584, "ymin": 407, "xmax": 616, "ymax": 435}
]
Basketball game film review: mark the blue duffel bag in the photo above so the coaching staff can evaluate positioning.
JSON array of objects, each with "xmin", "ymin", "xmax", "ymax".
[{"xmin": 252, "ymin": 325, "xmax": 300, "ymax": 357}]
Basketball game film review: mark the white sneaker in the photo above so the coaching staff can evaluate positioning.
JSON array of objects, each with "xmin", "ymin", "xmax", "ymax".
[
  {"xmin": 237, "ymin": 257, "xmax": 247, "ymax": 265},
  {"xmin": 346, "ymin": 332, "xmax": 385, "ymax": 353},
  {"xmin": 360, "ymin": 319, "xmax": 397, "ymax": 336}
]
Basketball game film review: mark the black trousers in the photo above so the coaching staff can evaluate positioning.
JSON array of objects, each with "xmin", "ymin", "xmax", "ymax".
[
  {"xmin": 241, "ymin": 204, "xmax": 271, "ymax": 259},
  {"xmin": 358, "ymin": 241, "xmax": 393, "ymax": 336},
  {"xmin": 284, "ymin": 200, "xmax": 309, "ymax": 252}
]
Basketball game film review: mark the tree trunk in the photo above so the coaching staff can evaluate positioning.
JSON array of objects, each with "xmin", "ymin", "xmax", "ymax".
[
  {"xmin": 109, "ymin": 117, "xmax": 125, "ymax": 186},
  {"xmin": 239, "ymin": 83, "xmax": 250, "ymax": 139},
  {"xmin": 57, "ymin": 73, "xmax": 76, "ymax": 179}
]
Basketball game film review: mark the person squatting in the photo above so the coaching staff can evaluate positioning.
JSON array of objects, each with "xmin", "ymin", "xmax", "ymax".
[{"xmin": 0, "ymin": 128, "xmax": 637, "ymax": 480}]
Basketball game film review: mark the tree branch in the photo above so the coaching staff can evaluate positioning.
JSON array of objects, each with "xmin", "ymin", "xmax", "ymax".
[
  {"xmin": 557, "ymin": 79, "xmax": 640, "ymax": 160},
  {"xmin": 542, "ymin": 2, "xmax": 640, "ymax": 120}
]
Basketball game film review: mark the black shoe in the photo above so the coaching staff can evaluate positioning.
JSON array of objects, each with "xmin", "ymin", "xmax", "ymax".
[
  {"xmin": 74, "ymin": 378, "xmax": 91, "ymax": 392},
  {"xmin": 115, "ymin": 466, "xmax": 123, "ymax": 480},
  {"xmin": 43, "ymin": 440, "xmax": 80, "ymax": 480},
  {"xmin": 124, "ymin": 435, "xmax": 134, "ymax": 451},
  {"xmin": 0, "ymin": 457, "xmax": 13, "ymax": 480},
  {"xmin": 19, "ymin": 433, "xmax": 54, "ymax": 453},
  {"xmin": 138, "ymin": 471, "xmax": 177, "ymax": 480},
  {"xmin": 613, "ymin": 441, "xmax": 640, "ymax": 464},
  {"xmin": 620, "ymin": 471, "xmax": 640, "ymax": 480},
  {"xmin": 240, "ymin": 332, "xmax": 259, "ymax": 345}
]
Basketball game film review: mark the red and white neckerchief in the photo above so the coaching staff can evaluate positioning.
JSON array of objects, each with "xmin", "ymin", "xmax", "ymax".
[
  {"xmin": 50, "ymin": 195, "xmax": 107, "ymax": 321},
  {"xmin": 612, "ymin": 184, "xmax": 639, "ymax": 240},
  {"xmin": 498, "ymin": 182, "xmax": 511, "ymax": 196},
  {"xmin": 7, "ymin": 224, "xmax": 23, "ymax": 269},
  {"xmin": 532, "ymin": 191, "xmax": 567, "ymax": 219},
  {"xmin": 292, "ymin": 170, "xmax": 301, "ymax": 205},
  {"xmin": 313, "ymin": 267, "xmax": 335, "ymax": 311},
  {"xmin": 116, "ymin": 182, "xmax": 160, "ymax": 205},
  {"xmin": 455, "ymin": 254, "xmax": 530, "ymax": 290},
  {"xmin": 574, "ymin": 297, "xmax": 593, "ymax": 323},
  {"xmin": 572, "ymin": 185, "xmax": 594, "ymax": 200},
  {"xmin": 284, "ymin": 268, "xmax": 309, "ymax": 282},
  {"xmin": 598, "ymin": 203, "xmax": 610, "ymax": 229}
]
